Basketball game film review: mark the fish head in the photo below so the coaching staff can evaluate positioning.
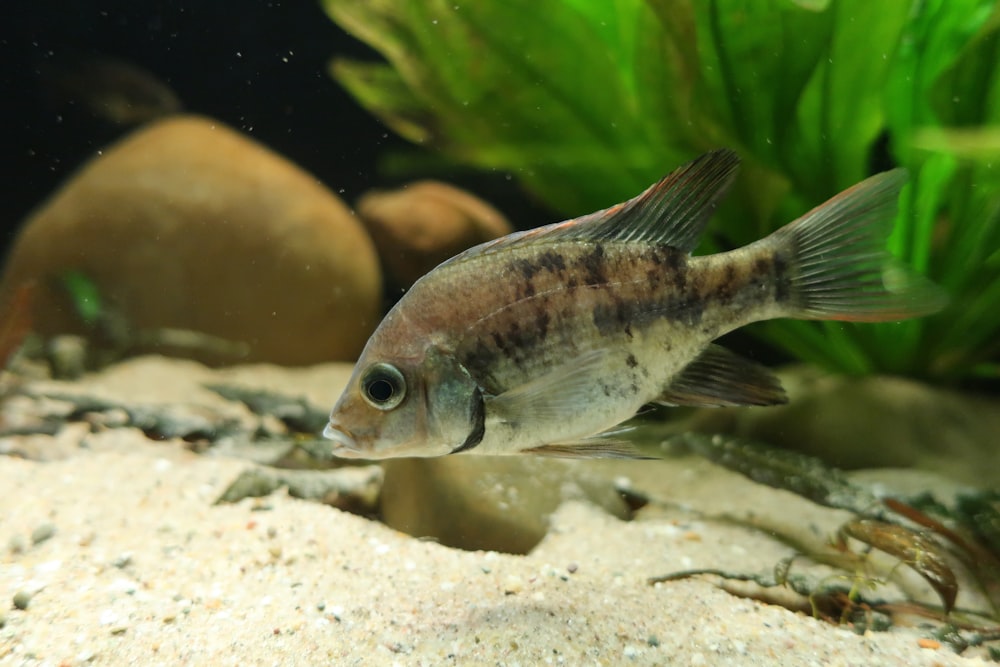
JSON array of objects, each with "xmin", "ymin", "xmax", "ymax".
[{"xmin": 324, "ymin": 338, "xmax": 482, "ymax": 460}]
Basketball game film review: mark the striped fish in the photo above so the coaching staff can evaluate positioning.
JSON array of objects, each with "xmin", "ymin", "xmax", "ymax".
[{"xmin": 323, "ymin": 150, "xmax": 945, "ymax": 459}]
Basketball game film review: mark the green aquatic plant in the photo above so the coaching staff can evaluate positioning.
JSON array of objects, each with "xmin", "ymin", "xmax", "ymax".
[{"xmin": 325, "ymin": 0, "xmax": 1000, "ymax": 382}]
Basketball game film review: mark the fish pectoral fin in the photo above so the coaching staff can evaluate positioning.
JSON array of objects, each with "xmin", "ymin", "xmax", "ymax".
[
  {"xmin": 521, "ymin": 440, "xmax": 655, "ymax": 460},
  {"xmin": 657, "ymin": 344, "xmax": 787, "ymax": 408},
  {"xmin": 485, "ymin": 349, "xmax": 610, "ymax": 425}
]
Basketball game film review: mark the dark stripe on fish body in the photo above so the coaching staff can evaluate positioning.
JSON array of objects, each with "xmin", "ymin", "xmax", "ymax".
[
  {"xmin": 535, "ymin": 310, "xmax": 551, "ymax": 339},
  {"xmin": 645, "ymin": 246, "xmax": 687, "ymax": 289},
  {"xmin": 578, "ymin": 243, "xmax": 608, "ymax": 286},
  {"xmin": 510, "ymin": 249, "xmax": 568, "ymax": 282},
  {"xmin": 450, "ymin": 386, "xmax": 485, "ymax": 454},
  {"xmin": 466, "ymin": 339, "xmax": 500, "ymax": 377},
  {"xmin": 592, "ymin": 290, "xmax": 707, "ymax": 337},
  {"xmin": 447, "ymin": 241, "xmax": 777, "ymax": 396},
  {"xmin": 772, "ymin": 251, "xmax": 792, "ymax": 303}
]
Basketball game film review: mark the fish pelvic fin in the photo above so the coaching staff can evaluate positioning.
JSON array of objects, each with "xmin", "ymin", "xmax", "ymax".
[
  {"xmin": 658, "ymin": 345, "xmax": 787, "ymax": 408},
  {"xmin": 768, "ymin": 169, "xmax": 948, "ymax": 322},
  {"xmin": 521, "ymin": 441, "xmax": 655, "ymax": 460}
]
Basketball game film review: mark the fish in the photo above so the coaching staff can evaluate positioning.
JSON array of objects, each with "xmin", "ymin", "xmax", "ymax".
[
  {"xmin": 38, "ymin": 55, "xmax": 182, "ymax": 126},
  {"xmin": 323, "ymin": 150, "xmax": 946, "ymax": 460}
]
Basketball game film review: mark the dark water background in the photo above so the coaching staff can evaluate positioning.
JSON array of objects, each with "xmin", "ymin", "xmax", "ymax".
[{"xmin": 0, "ymin": 0, "xmax": 551, "ymax": 264}]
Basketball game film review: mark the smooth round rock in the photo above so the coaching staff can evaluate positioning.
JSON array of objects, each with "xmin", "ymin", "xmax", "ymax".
[
  {"xmin": 356, "ymin": 180, "xmax": 512, "ymax": 287},
  {"xmin": 0, "ymin": 115, "xmax": 382, "ymax": 365}
]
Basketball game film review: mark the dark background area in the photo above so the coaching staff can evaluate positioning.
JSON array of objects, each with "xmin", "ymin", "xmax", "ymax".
[{"xmin": 0, "ymin": 0, "xmax": 552, "ymax": 265}]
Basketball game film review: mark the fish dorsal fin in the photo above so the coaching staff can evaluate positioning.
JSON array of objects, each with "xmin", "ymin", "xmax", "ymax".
[
  {"xmin": 657, "ymin": 344, "xmax": 787, "ymax": 408},
  {"xmin": 442, "ymin": 150, "xmax": 740, "ymax": 266},
  {"xmin": 485, "ymin": 349, "xmax": 610, "ymax": 425},
  {"xmin": 563, "ymin": 148, "xmax": 740, "ymax": 251}
]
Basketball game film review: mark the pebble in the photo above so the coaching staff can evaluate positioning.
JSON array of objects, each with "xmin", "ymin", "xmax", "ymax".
[
  {"xmin": 76, "ymin": 649, "xmax": 98, "ymax": 663},
  {"xmin": 7, "ymin": 535, "xmax": 27, "ymax": 554},
  {"xmin": 111, "ymin": 552, "xmax": 133, "ymax": 569},
  {"xmin": 31, "ymin": 522, "xmax": 56, "ymax": 545},
  {"xmin": 13, "ymin": 589, "xmax": 33, "ymax": 610},
  {"xmin": 502, "ymin": 575, "xmax": 524, "ymax": 595}
]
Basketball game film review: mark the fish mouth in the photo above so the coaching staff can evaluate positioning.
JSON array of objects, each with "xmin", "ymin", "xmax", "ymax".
[{"xmin": 322, "ymin": 423, "xmax": 364, "ymax": 458}]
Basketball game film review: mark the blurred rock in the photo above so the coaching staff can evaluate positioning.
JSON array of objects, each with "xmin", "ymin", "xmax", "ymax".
[
  {"xmin": 0, "ymin": 115, "xmax": 382, "ymax": 366},
  {"xmin": 683, "ymin": 366, "xmax": 1000, "ymax": 488},
  {"xmin": 1, "ymin": 355, "xmax": 352, "ymax": 462},
  {"xmin": 217, "ymin": 465, "xmax": 383, "ymax": 515},
  {"xmin": 357, "ymin": 180, "xmax": 512, "ymax": 288}
]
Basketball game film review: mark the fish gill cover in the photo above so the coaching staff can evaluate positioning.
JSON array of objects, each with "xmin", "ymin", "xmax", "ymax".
[{"xmin": 323, "ymin": 0, "xmax": 1000, "ymax": 383}]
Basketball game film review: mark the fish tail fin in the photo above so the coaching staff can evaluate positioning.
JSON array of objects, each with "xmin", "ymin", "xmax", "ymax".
[{"xmin": 769, "ymin": 170, "xmax": 947, "ymax": 322}]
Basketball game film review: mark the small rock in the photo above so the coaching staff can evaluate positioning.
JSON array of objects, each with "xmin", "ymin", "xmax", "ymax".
[
  {"xmin": 75, "ymin": 649, "xmax": 98, "ymax": 663},
  {"xmin": 47, "ymin": 335, "xmax": 89, "ymax": 379},
  {"xmin": 0, "ymin": 115, "xmax": 382, "ymax": 366},
  {"xmin": 217, "ymin": 465, "xmax": 384, "ymax": 516},
  {"xmin": 356, "ymin": 180, "xmax": 512, "ymax": 288},
  {"xmin": 111, "ymin": 553, "xmax": 133, "ymax": 569},
  {"xmin": 7, "ymin": 535, "xmax": 27, "ymax": 554},
  {"xmin": 13, "ymin": 589, "xmax": 33, "ymax": 610},
  {"xmin": 30, "ymin": 522, "xmax": 56, "ymax": 545},
  {"xmin": 502, "ymin": 575, "xmax": 523, "ymax": 595}
]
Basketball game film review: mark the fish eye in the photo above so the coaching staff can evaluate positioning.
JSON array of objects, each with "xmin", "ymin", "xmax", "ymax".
[{"xmin": 360, "ymin": 363, "xmax": 406, "ymax": 410}]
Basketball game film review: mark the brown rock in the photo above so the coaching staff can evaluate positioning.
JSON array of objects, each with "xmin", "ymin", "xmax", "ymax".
[
  {"xmin": 356, "ymin": 180, "xmax": 512, "ymax": 287},
  {"xmin": 0, "ymin": 115, "xmax": 381, "ymax": 365}
]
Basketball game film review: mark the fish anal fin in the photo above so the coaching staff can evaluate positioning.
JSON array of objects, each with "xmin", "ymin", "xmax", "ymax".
[
  {"xmin": 658, "ymin": 344, "xmax": 787, "ymax": 408},
  {"xmin": 521, "ymin": 441, "xmax": 655, "ymax": 460}
]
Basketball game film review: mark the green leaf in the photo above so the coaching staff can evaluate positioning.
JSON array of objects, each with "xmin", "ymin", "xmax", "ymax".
[
  {"xmin": 60, "ymin": 271, "xmax": 103, "ymax": 327},
  {"xmin": 791, "ymin": 1, "xmax": 910, "ymax": 194},
  {"xmin": 325, "ymin": 0, "xmax": 1000, "ymax": 381},
  {"xmin": 332, "ymin": 60, "xmax": 433, "ymax": 144},
  {"xmin": 912, "ymin": 127, "xmax": 1000, "ymax": 159},
  {"xmin": 692, "ymin": 0, "xmax": 833, "ymax": 169}
]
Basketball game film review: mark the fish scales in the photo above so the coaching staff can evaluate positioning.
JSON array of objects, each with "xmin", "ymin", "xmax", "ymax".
[
  {"xmin": 403, "ymin": 240, "xmax": 788, "ymax": 398},
  {"xmin": 323, "ymin": 150, "xmax": 946, "ymax": 460}
]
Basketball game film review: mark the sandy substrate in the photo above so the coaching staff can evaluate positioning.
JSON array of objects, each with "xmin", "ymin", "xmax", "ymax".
[
  {"xmin": 0, "ymin": 359, "xmax": 993, "ymax": 666},
  {"xmin": 2, "ymin": 443, "xmax": 991, "ymax": 666}
]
